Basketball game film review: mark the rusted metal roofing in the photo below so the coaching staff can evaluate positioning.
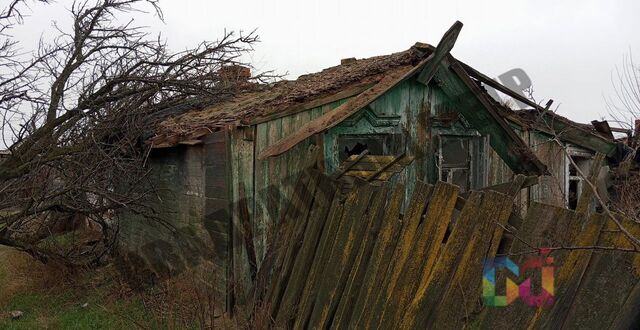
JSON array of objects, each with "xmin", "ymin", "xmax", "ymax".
[{"xmin": 150, "ymin": 44, "xmax": 432, "ymax": 147}]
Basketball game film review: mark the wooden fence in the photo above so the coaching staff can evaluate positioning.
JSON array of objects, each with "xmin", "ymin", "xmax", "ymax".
[{"xmin": 254, "ymin": 169, "xmax": 640, "ymax": 329}]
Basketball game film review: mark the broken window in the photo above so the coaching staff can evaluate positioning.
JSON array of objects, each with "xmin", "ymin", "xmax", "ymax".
[
  {"xmin": 439, "ymin": 136, "xmax": 472, "ymax": 191},
  {"xmin": 438, "ymin": 135, "xmax": 488, "ymax": 192},
  {"xmin": 567, "ymin": 155, "xmax": 592, "ymax": 210},
  {"xmin": 337, "ymin": 134, "xmax": 403, "ymax": 162}
]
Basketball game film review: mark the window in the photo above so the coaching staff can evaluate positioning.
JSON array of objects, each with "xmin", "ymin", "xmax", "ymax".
[
  {"xmin": 566, "ymin": 154, "xmax": 592, "ymax": 210},
  {"xmin": 439, "ymin": 136, "xmax": 471, "ymax": 191},
  {"xmin": 438, "ymin": 135, "xmax": 487, "ymax": 192},
  {"xmin": 337, "ymin": 133, "xmax": 404, "ymax": 162}
]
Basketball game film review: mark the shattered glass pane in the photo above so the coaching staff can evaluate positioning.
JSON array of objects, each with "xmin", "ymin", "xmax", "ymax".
[{"xmin": 441, "ymin": 137, "xmax": 470, "ymax": 167}]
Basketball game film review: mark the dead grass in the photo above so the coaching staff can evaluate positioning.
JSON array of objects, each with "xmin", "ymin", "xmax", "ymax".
[
  {"xmin": 0, "ymin": 246, "xmax": 71, "ymax": 306},
  {"xmin": 0, "ymin": 246, "xmax": 247, "ymax": 329},
  {"xmin": 139, "ymin": 261, "xmax": 237, "ymax": 329},
  {"xmin": 0, "ymin": 246, "xmax": 149, "ymax": 329}
]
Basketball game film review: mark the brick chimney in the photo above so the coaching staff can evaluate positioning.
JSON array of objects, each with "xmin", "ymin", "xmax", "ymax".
[
  {"xmin": 341, "ymin": 57, "xmax": 356, "ymax": 65},
  {"xmin": 217, "ymin": 65, "xmax": 251, "ymax": 85}
]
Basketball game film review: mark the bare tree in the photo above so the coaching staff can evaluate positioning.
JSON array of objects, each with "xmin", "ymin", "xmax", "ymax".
[
  {"xmin": 0, "ymin": 0, "xmax": 266, "ymax": 265},
  {"xmin": 523, "ymin": 86, "xmax": 640, "ymax": 254},
  {"xmin": 603, "ymin": 52, "xmax": 640, "ymax": 225},
  {"xmin": 606, "ymin": 51, "xmax": 640, "ymax": 147}
]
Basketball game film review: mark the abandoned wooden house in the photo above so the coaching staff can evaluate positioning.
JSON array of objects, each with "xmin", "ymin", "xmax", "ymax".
[{"xmin": 119, "ymin": 36, "xmax": 624, "ymax": 305}]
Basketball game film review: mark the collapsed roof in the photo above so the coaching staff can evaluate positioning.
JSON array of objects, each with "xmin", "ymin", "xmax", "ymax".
[
  {"xmin": 147, "ymin": 24, "xmax": 621, "ymax": 176},
  {"xmin": 150, "ymin": 45, "xmax": 429, "ymax": 147}
]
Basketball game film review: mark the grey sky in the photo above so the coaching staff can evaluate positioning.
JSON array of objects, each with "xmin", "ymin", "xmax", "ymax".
[{"xmin": 10, "ymin": 0, "xmax": 640, "ymax": 126}]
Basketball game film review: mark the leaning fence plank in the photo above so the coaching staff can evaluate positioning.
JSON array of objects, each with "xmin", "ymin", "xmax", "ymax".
[
  {"xmin": 557, "ymin": 216, "xmax": 640, "ymax": 330},
  {"xmin": 362, "ymin": 182, "xmax": 434, "ymax": 330},
  {"xmin": 378, "ymin": 182, "xmax": 459, "ymax": 329},
  {"xmin": 259, "ymin": 171, "xmax": 312, "ymax": 304},
  {"xmin": 611, "ymin": 276, "xmax": 640, "ymax": 329},
  {"xmin": 274, "ymin": 176, "xmax": 338, "ymax": 327},
  {"xmin": 349, "ymin": 184, "xmax": 405, "ymax": 329},
  {"xmin": 266, "ymin": 170, "xmax": 320, "ymax": 317},
  {"xmin": 478, "ymin": 203, "xmax": 579, "ymax": 328},
  {"xmin": 332, "ymin": 185, "xmax": 391, "ymax": 329},
  {"xmin": 511, "ymin": 203, "xmax": 580, "ymax": 253},
  {"xmin": 528, "ymin": 213, "xmax": 607, "ymax": 329},
  {"xmin": 430, "ymin": 190, "xmax": 514, "ymax": 328},
  {"xmin": 399, "ymin": 191, "xmax": 484, "ymax": 329},
  {"xmin": 306, "ymin": 184, "xmax": 377, "ymax": 329},
  {"xmin": 292, "ymin": 184, "xmax": 346, "ymax": 330}
]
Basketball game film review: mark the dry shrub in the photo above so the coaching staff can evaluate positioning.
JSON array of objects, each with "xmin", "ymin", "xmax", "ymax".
[
  {"xmin": 140, "ymin": 261, "xmax": 233, "ymax": 329},
  {"xmin": 247, "ymin": 301, "xmax": 275, "ymax": 330},
  {"xmin": 0, "ymin": 245, "xmax": 251, "ymax": 329},
  {"xmin": 612, "ymin": 172, "xmax": 640, "ymax": 221},
  {"xmin": 0, "ymin": 246, "xmax": 74, "ymax": 306}
]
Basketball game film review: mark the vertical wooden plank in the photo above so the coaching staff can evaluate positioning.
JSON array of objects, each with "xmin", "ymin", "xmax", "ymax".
[
  {"xmin": 425, "ymin": 82, "xmax": 440, "ymax": 185},
  {"xmin": 416, "ymin": 81, "xmax": 431, "ymax": 182},
  {"xmin": 378, "ymin": 182, "xmax": 459, "ymax": 329},
  {"xmin": 306, "ymin": 185, "xmax": 377, "ymax": 329},
  {"xmin": 332, "ymin": 184, "xmax": 391, "ymax": 328},
  {"xmin": 349, "ymin": 184, "xmax": 405, "ymax": 328},
  {"xmin": 279, "ymin": 115, "xmax": 292, "ymax": 221},
  {"xmin": 292, "ymin": 187, "xmax": 345, "ymax": 329},
  {"xmin": 267, "ymin": 118, "xmax": 283, "ymax": 229},
  {"xmin": 229, "ymin": 127, "xmax": 255, "ymax": 307},
  {"xmin": 266, "ymin": 170, "xmax": 319, "ymax": 317},
  {"xmin": 401, "ymin": 80, "xmax": 417, "ymax": 203},
  {"xmin": 528, "ymin": 213, "xmax": 607, "ymax": 329},
  {"xmin": 575, "ymin": 152, "xmax": 605, "ymax": 215},
  {"xmin": 429, "ymin": 190, "xmax": 513, "ymax": 328},
  {"xmin": 274, "ymin": 176, "xmax": 338, "ymax": 327},
  {"xmin": 400, "ymin": 191, "xmax": 485, "ymax": 329},
  {"xmin": 529, "ymin": 134, "xmax": 566, "ymax": 207},
  {"xmin": 362, "ymin": 182, "xmax": 434, "ymax": 329},
  {"xmin": 254, "ymin": 122, "xmax": 270, "ymax": 264}
]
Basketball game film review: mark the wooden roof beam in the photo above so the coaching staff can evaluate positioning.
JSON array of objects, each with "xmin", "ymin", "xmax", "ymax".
[
  {"xmin": 457, "ymin": 61, "xmax": 553, "ymax": 112},
  {"xmin": 438, "ymin": 58, "xmax": 549, "ymax": 175}
]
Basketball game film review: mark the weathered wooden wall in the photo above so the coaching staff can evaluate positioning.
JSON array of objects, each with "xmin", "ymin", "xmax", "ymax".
[
  {"xmin": 488, "ymin": 127, "xmax": 570, "ymax": 215},
  {"xmin": 239, "ymin": 76, "xmax": 541, "ymax": 282},
  {"xmin": 324, "ymin": 79, "xmax": 456, "ymax": 205},
  {"xmin": 233, "ymin": 99, "xmax": 344, "ymax": 271}
]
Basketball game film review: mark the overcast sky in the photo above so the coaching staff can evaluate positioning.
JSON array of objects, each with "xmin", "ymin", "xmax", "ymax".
[{"xmin": 11, "ymin": 0, "xmax": 640, "ymax": 126}]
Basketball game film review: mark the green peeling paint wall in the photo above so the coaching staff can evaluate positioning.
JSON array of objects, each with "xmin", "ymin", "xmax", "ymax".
[{"xmin": 323, "ymin": 78, "xmax": 485, "ymax": 204}]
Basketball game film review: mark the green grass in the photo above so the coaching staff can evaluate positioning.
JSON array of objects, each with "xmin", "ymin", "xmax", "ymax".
[
  {"xmin": 0, "ymin": 246, "xmax": 229, "ymax": 329},
  {"xmin": 0, "ymin": 246, "xmax": 154, "ymax": 330},
  {"xmin": 0, "ymin": 289, "xmax": 149, "ymax": 330}
]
